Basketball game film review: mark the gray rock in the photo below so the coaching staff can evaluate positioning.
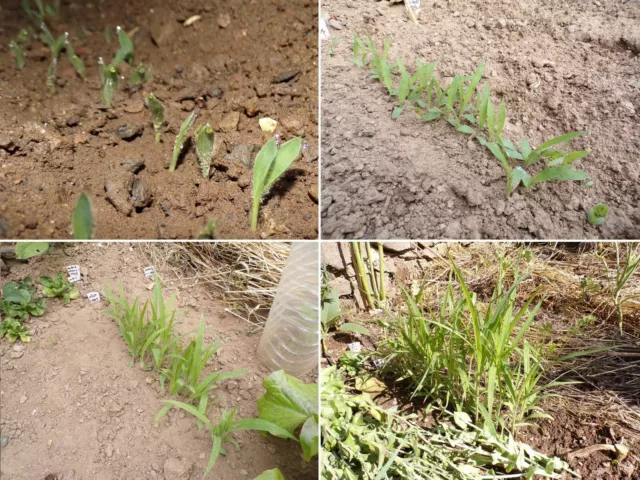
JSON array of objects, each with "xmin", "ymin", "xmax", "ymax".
[
  {"xmin": 120, "ymin": 158, "xmax": 145, "ymax": 173},
  {"xmin": 328, "ymin": 19, "xmax": 344, "ymax": 30},
  {"xmin": 381, "ymin": 242, "xmax": 412, "ymax": 253},
  {"xmin": 163, "ymin": 457, "xmax": 192, "ymax": 480},
  {"xmin": 131, "ymin": 178, "xmax": 153, "ymax": 209},
  {"xmin": 105, "ymin": 176, "xmax": 134, "ymax": 216},
  {"xmin": 0, "ymin": 135, "xmax": 14, "ymax": 150},
  {"xmin": 1, "ymin": 437, "xmax": 8, "ymax": 449},
  {"xmin": 115, "ymin": 124, "xmax": 143, "ymax": 140},
  {"xmin": 224, "ymin": 145, "xmax": 256, "ymax": 167},
  {"xmin": 272, "ymin": 71, "xmax": 300, "ymax": 84}
]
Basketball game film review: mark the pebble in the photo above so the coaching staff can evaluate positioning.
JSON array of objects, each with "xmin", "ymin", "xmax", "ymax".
[
  {"xmin": 209, "ymin": 87, "xmax": 223, "ymax": 99},
  {"xmin": 0, "ymin": 135, "xmax": 14, "ymax": 150},
  {"xmin": 120, "ymin": 158, "xmax": 145, "ymax": 173},
  {"xmin": 123, "ymin": 101, "xmax": 145, "ymax": 114},
  {"xmin": 217, "ymin": 13, "xmax": 231, "ymax": 28},
  {"xmin": 224, "ymin": 145, "xmax": 255, "ymax": 167},
  {"xmin": 546, "ymin": 95, "xmax": 560, "ymax": 111},
  {"xmin": 19, "ymin": 395, "xmax": 27, "ymax": 404},
  {"xmin": 217, "ymin": 111, "xmax": 240, "ymax": 132},
  {"xmin": 105, "ymin": 177, "xmax": 134, "ymax": 216},
  {"xmin": 272, "ymin": 70, "xmax": 300, "ymax": 84},
  {"xmin": 66, "ymin": 115, "xmax": 79, "ymax": 127},
  {"xmin": 131, "ymin": 178, "xmax": 153, "ymax": 209},
  {"xmin": 0, "ymin": 437, "xmax": 8, "ymax": 449},
  {"xmin": 308, "ymin": 186, "xmax": 318, "ymax": 203},
  {"xmin": 328, "ymin": 19, "xmax": 344, "ymax": 30},
  {"xmin": 115, "ymin": 124, "xmax": 143, "ymax": 140}
]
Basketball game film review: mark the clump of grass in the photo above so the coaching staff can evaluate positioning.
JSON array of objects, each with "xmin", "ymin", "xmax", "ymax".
[
  {"xmin": 147, "ymin": 93, "xmax": 165, "ymax": 142},
  {"xmin": 251, "ymin": 136, "xmax": 302, "ymax": 231},
  {"xmin": 353, "ymin": 36, "xmax": 592, "ymax": 200},
  {"xmin": 379, "ymin": 256, "xmax": 570, "ymax": 435},
  {"xmin": 603, "ymin": 244, "xmax": 640, "ymax": 333},
  {"xmin": 195, "ymin": 123, "xmax": 215, "ymax": 178}
]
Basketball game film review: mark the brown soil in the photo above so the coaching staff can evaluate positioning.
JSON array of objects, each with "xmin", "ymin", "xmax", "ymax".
[
  {"xmin": 320, "ymin": 0, "xmax": 640, "ymax": 240},
  {"xmin": 0, "ymin": 0, "xmax": 318, "ymax": 240},
  {"xmin": 0, "ymin": 243, "xmax": 318, "ymax": 479},
  {"xmin": 322, "ymin": 241, "xmax": 640, "ymax": 480}
]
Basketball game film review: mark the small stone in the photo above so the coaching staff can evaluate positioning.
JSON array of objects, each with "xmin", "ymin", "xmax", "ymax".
[
  {"xmin": 163, "ymin": 457, "xmax": 191, "ymax": 480},
  {"xmin": 19, "ymin": 395, "xmax": 27, "ymax": 404},
  {"xmin": 567, "ymin": 24, "xmax": 577, "ymax": 33},
  {"xmin": 1, "ymin": 437, "xmax": 8, "ymax": 449},
  {"xmin": 620, "ymin": 101, "xmax": 636, "ymax": 116},
  {"xmin": 120, "ymin": 158, "xmax": 145, "ymax": 173},
  {"xmin": 328, "ymin": 19, "xmax": 343, "ymax": 30},
  {"xmin": 217, "ymin": 111, "xmax": 240, "ymax": 132},
  {"xmin": 308, "ymin": 186, "xmax": 318, "ymax": 203},
  {"xmin": 105, "ymin": 444, "xmax": 114, "ymax": 458},
  {"xmin": 224, "ymin": 145, "xmax": 255, "ymax": 167},
  {"xmin": 546, "ymin": 95, "xmax": 560, "ymax": 111},
  {"xmin": 0, "ymin": 135, "xmax": 14, "ymax": 151},
  {"xmin": 209, "ymin": 87, "xmax": 223, "ymax": 99},
  {"xmin": 123, "ymin": 101, "xmax": 145, "ymax": 114},
  {"xmin": 66, "ymin": 116, "xmax": 79, "ymax": 127},
  {"xmin": 239, "ymin": 470, "xmax": 249, "ymax": 476},
  {"xmin": 131, "ymin": 178, "xmax": 153, "ymax": 209},
  {"xmin": 105, "ymin": 176, "xmax": 134, "ymax": 216},
  {"xmin": 10, "ymin": 351, "xmax": 24, "ymax": 359},
  {"xmin": 496, "ymin": 18, "xmax": 507, "ymax": 28},
  {"xmin": 217, "ymin": 13, "xmax": 231, "ymax": 28},
  {"xmin": 526, "ymin": 73, "xmax": 541, "ymax": 89},
  {"xmin": 115, "ymin": 124, "xmax": 143, "ymax": 140},
  {"xmin": 382, "ymin": 242, "xmax": 412, "ymax": 253},
  {"xmin": 145, "ymin": 377, "xmax": 154, "ymax": 385},
  {"xmin": 272, "ymin": 70, "xmax": 300, "ymax": 84}
]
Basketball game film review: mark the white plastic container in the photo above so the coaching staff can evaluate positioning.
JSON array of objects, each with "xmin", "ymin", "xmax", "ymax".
[{"xmin": 257, "ymin": 243, "xmax": 319, "ymax": 377}]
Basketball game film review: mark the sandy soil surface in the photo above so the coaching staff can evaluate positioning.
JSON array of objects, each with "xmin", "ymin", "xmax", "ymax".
[
  {"xmin": 321, "ymin": 0, "xmax": 640, "ymax": 240},
  {"xmin": 0, "ymin": 0, "xmax": 318, "ymax": 239},
  {"xmin": 0, "ymin": 243, "xmax": 318, "ymax": 479}
]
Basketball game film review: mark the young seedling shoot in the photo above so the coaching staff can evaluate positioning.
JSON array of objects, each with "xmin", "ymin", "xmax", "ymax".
[
  {"xmin": 40, "ymin": 22, "xmax": 66, "ymax": 94},
  {"xmin": 98, "ymin": 26, "xmax": 134, "ymax": 106},
  {"xmin": 170, "ymin": 110, "xmax": 198, "ymax": 172},
  {"xmin": 8, "ymin": 41, "xmax": 25, "ymax": 70},
  {"xmin": 588, "ymin": 204, "xmax": 609, "ymax": 226},
  {"xmin": 64, "ymin": 32, "xmax": 85, "ymax": 79},
  {"xmin": 195, "ymin": 123, "xmax": 215, "ymax": 178},
  {"xmin": 72, "ymin": 192, "xmax": 94, "ymax": 239},
  {"xmin": 147, "ymin": 93, "xmax": 165, "ymax": 142},
  {"xmin": 102, "ymin": 65, "xmax": 119, "ymax": 107},
  {"xmin": 130, "ymin": 63, "xmax": 153, "ymax": 86},
  {"xmin": 250, "ymin": 136, "xmax": 302, "ymax": 231}
]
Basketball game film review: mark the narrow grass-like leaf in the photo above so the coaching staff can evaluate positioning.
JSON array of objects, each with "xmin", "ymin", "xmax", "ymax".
[
  {"xmin": 530, "ymin": 166, "xmax": 589, "ymax": 186},
  {"xmin": 392, "ymin": 106, "xmax": 403, "ymax": 119},
  {"xmin": 170, "ymin": 110, "xmax": 197, "ymax": 172},
  {"xmin": 397, "ymin": 59, "xmax": 409, "ymax": 106},
  {"xmin": 103, "ymin": 66, "xmax": 119, "ymax": 106},
  {"xmin": 496, "ymin": 101, "xmax": 506, "ymax": 138},
  {"xmin": 195, "ymin": 123, "xmax": 215, "ymax": 178},
  {"xmin": 112, "ymin": 25, "xmax": 133, "ymax": 66},
  {"xmin": 477, "ymin": 83, "xmax": 490, "ymax": 129},
  {"xmin": 338, "ymin": 323, "xmax": 370, "ymax": 336},
  {"xmin": 147, "ymin": 93, "xmax": 165, "ymax": 142},
  {"xmin": 72, "ymin": 192, "xmax": 94, "ymax": 239},
  {"xmin": 9, "ymin": 42, "xmax": 25, "ymax": 69}
]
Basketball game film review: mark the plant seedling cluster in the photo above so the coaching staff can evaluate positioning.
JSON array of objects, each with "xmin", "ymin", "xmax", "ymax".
[
  {"xmin": 353, "ymin": 36, "xmax": 593, "ymax": 199},
  {"xmin": 98, "ymin": 26, "xmax": 134, "ymax": 106},
  {"xmin": 1, "ymin": 278, "xmax": 46, "ymax": 342},
  {"xmin": 40, "ymin": 273, "xmax": 80, "ymax": 304},
  {"xmin": 165, "ymin": 109, "xmax": 217, "ymax": 179},
  {"xmin": 40, "ymin": 23, "xmax": 85, "ymax": 94}
]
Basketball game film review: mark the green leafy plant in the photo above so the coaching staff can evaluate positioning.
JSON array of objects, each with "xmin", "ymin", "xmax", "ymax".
[
  {"xmin": 40, "ymin": 274, "xmax": 79, "ymax": 304},
  {"xmin": 147, "ymin": 93, "xmax": 165, "ymax": 142},
  {"xmin": 255, "ymin": 469, "xmax": 285, "ymax": 480},
  {"xmin": 0, "ymin": 319, "xmax": 32, "ymax": 343},
  {"xmin": 155, "ymin": 403, "xmax": 295, "ymax": 476},
  {"xmin": 1, "ymin": 278, "xmax": 46, "ymax": 321},
  {"xmin": 170, "ymin": 110, "xmax": 197, "ymax": 172},
  {"xmin": 588, "ymin": 203, "xmax": 609, "ymax": 226},
  {"xmin": 195, "ymin": 123, "xmax": 215, "ymax": 178},
  {"xmin": 130, "ymin": 63, "xmax": 152, "ymax": 86},
  {"xmin": 321, "ymin": 366, "xmax": 573, "ymax": 479},
  {"xmin": 251, "ymin": 136, "xmax": 302, "ymax": 231},
  {"xmin": 257, "ymin": 370, "xmax": 319, "ymax": 461},
  {"xmin": 15, "ymin": 242, "xmax": 49, "ymax": 259},
  {"xmin": 603, "ymin": 244, "xmax": 640, "ymax": 333},
  {"xmin": 73, "ymin": 192, "xmax": 94, "ymax": 239}
]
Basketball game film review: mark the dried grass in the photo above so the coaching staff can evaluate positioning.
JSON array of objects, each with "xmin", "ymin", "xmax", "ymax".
[{"xmin": 140, "ymin": 242, "xmax": 290, "ymax": 328}]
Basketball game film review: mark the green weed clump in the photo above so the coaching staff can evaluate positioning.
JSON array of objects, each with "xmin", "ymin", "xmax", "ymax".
[
  {"xmin": 1, "ymin": 277, "xmax": 47, "ymax": 343},
  {"xmin": 379, "ymin": 257, "xmax": 568, "ymax": 435},
  {"xmin": 353, "ymin": 36, "xmax": 592, "ymax": 199},
  {"xmin": 40, "ymin": 273, "xmax": 79, "ymax": 304},
  {"xmin": 588, "ymin": 203, "xmax": 609, "ymax": 225},
  {"xmin": 251, "ymin": 136, "xmax": 302, "ymax": 231}
]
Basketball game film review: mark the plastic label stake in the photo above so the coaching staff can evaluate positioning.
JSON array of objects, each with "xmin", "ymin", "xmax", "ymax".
[
  {"xmin": 143, "ymin": 266, "xmax": 155, "ymax": 277},
  {"xmin": 87, "ymin": 292, "xmax": 101, "ymax": 303},
  {"xmin": 66, "ymin": 265, "xmax": 80, "ymax": 276},
  {"xmin": 320, "ymin": 18, "xmax": 330, "ymax": 41},
  {"xmin": 348, "ymin": 342, "xmax": 362, "ymax": 353},
  {"xmin": 373, "ymin": 358, "xmax": 384, "ymax": 367},
  {"xmin": 68, "ymin": 273, "xmax": 81, "ymax": 283}
]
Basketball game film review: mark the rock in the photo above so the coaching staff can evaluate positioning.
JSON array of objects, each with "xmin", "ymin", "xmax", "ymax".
[
  {"xmin": 620, "ymin": 101, "xmax": 636, "ymax": 116},
  {"xmin": 10, "ymin": 351, "xmax": 24, "ymax": 359},
  {"xmin": 209, "ymin": 87, "xmax": 223, "ymax": 99},
  {"xmin": 105, "ymin": 175, "xmax": 134, "ymax": 216},
  {"xmin": 496, "ymin": 18, "xmax": 507, "ymax": 28},
  {"xmin": 19, "ymin": 395, "xmax": 27, "ymax": 404},
  {"xmin": 13, "ymin": 344, "xmax": 25, "ymax": 352},
  {"xmin": 217, "ymin": 13, "xmax": 231, "ymax": 28},
  {"xmin": 328, "ymin": 19, "xmax": 344, "ymax": 30},
  {"xmin": 163, "ymin": 457, "xmax": 191, "ymax": 480},
  {"xmin": 333, "ymin": 277, "xmax": 352, "ymax": 297},
  {"xmin": 227, "ymin": 381, "xmax": 239, "ymax": 391},
  {"xmin": 121, "ymin": 158, "xmax": 145, "ymax": 173},
  {"xmin": 465, "ymin": 188, "xmax": 484, "ymax": 207},
  {"xmin": 322, "ymin": 243, "xmax": 346, "ymax": 271},
  {"xmin": 105, "ymin": 443, "xmax": 114, "ymax": 458},
  {"xmin": 308, "ymin": 186, "xmax": 318, "ymax": 203},
  {"xmin": 381, "ymin": 242, "xmax": 412, "ymax": 253},
  {"xmin": 272, "ymin": 70, "xmax": 300, "ymax": 84},
  {"xmin": 123, "ymin": 101, "xmax": 145, "ymax": 114},
  {"xmin": 66, "ymin": 115, "xmax": 79, "ymax": 127},
  {"xmin": 217, "ymin": 112, "xmax": 240, "ymax": 132},
  {"xmin": 0, "ymin": 135, "xmax": 14, "ymax": 151},
  {"xmin": 131, "ymin": 178, "xmax": 153, "ymax": 209},
  {"xmin": 526, "ymin": 73, "xmax": 541, "ymax": 89},
  {"xmin": 444, "ymin": 220, "xmax": 462, "ymax": 238},
  {"xmin": 566, "ymin": 24, "xmax": 577, "ymax": 34},
  {"xmin": 115, "ymin": 124, "xmax": 143, "ymax": 140},
  {"xmin": 145, "ymin": 377, "xmax": 153, "ymax": 385},
  {"xmin": 0, "ymin": 437, "xmax": 8, "ymax": 448},
  {"xmin": 224, "ymin": 145, "xmax": 255, "ymax": 167},
  {"xmin": 281, "ymin": 116, "xmax": 304, "ymax": 136},
  {"xmin": 545, "ymin": 94, "xmax": 560, "ymax": 111}
]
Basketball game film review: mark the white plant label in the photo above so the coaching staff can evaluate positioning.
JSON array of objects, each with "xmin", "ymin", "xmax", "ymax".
[
  {"xmin": 68, "ymin": 273, "xmax": 82, "ymax": 284},
  {"xmin": 143, "ymin": 266, "xmax": 155, "ymax": 277},
  {"xmin": 66, "ymin": 265, "xmax": 80, "ymax": 276},
  {"xmin": 348, "ymin": 342, "xmax": 362, "ymax": 353},
  {"xmin": 409, "ymin": 0, "xmax": 421, "ymax": 9},
  {"xmin": 373, "ymin": 358, "xmax": 384, "ymax": 367},
  {"xmin": 320, "ymin": 18, "xmax": 330, "ymax": 41},
  {"xmin": 87, "ymin": 292, "xmax": 101, "ymax": 303}
]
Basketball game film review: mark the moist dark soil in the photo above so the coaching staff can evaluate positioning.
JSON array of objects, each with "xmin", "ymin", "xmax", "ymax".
[
  {"xmin": 321, "ymin": 0, "xmax": 640, "ymax": 240},
  {"xmin": 0, "ymin": 243, "xmax": 318, "ymax": 479},
  {"xmin": 0, "ymin": 0, "xmax": 318, "ymax": 240}
]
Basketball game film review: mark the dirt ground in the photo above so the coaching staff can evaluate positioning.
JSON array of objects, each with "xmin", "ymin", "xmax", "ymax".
[
  {"xmin": 0, "ymin": 243, "xmax": 318, "ymax": 479},
  {"xmin": 321, "ymin": 241, "xmax": 640, "ymax": 480},
  {"xmin": 320, "ymin": 0, "xmax": 640, "ymax": 240},
  {"xmin": 0, "ymin": 0, "xmax": 318, "ymax": 240}
]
